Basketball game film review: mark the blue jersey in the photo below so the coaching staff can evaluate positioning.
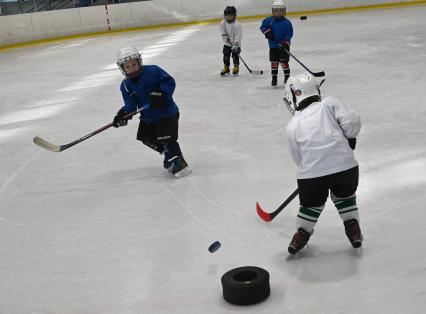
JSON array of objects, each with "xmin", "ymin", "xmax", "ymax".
[
  {"xmin": 260, "ymin": 16, "xmax": 293, "ymax": 49},
  {"xmin": 120, "ymin": 65, "xmax": 179, "ymax": 123}
]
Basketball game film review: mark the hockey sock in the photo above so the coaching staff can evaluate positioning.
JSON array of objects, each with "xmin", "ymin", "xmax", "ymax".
[
  {"xmin": 271, "ymin": 62, "xmax": 279, "ymax": 77},
  {"xmin": 331, "ymin": 193, "xmax": 360, "ymax": 222},
  {"xmin": 296, "ymin": 204, "xmax": 325, "ymax": 233},
  {"xmin": 281, "ymin": 63, "xmax": 290, "ymax": 82}
]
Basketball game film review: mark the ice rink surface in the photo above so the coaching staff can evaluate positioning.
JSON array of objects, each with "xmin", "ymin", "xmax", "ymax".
[{"xmin": 1, "ymin": 5, "xmax": 426, "ymax": 314}]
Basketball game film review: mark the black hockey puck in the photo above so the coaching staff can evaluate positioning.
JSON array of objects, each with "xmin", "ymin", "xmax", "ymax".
[
  {"xmin": 208, "ymin": 241, "xmax": 221, "ymax": 253},
  {"xmin": 300, "ymin": 16, "xmax": 307, "ymax": 20}
]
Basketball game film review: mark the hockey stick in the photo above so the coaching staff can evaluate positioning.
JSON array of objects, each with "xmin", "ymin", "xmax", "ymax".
[
  {"xmin": 33, "ymin": 108, "xmax": 143, "ymax": 152},
  {"xmin": 239, "ymin": 55, "xmax": 264, "ymax": 75},
  {"xmin": 284, "ymin": 48, "xmax": 325, "ymax": 77},
  {"xmin": 256, "ymin": 188, "xmax": 299, "ymax": 222},
  {"xmin": 275, "ymin": 41, "xmax": 325, "ymax": 77}
]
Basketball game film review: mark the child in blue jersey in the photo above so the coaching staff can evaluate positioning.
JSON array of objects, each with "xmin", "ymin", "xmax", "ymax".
[
  {"xmin": 260, "ymin": 0, "xmax": 293, "ymax": 86},
  {"xmin": 112, "ymin": 46, "xmax": 190, "ymax": 178}
]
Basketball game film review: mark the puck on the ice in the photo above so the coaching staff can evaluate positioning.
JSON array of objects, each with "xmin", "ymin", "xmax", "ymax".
[
  {"xmin": 208, "ymin": 241, "xmax": 221, "ymax": 253},
  {"xmin": 300, "ymin": 15, "xmax": 307, "ymax": 20}
]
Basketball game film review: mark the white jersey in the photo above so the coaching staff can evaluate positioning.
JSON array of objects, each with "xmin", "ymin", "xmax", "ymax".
[
  {"xmin": 219, "ymin": 19, "xmax": 242, "ymax": 47},
  {"xmin": 286, "ymin": 96, "xmax": 361, "ymax": 179}
]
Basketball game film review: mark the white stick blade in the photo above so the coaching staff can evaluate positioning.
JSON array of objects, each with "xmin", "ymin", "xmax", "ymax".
[{"xmin": 33, "ymin": 136, "xmax": 61, "ymax": 152}]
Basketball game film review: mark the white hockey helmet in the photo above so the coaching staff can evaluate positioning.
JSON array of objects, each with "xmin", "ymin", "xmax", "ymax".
[
  {"xmin": 272, "ymin": 0, "xmax": 286, "ymax": 13},
  {"xmin": 283, "ymin": 73, "xmax": 321, "ymax": 112},
  {"xmin": 116, "ymin": 46, "xmax": 143, "ymax": 77}
]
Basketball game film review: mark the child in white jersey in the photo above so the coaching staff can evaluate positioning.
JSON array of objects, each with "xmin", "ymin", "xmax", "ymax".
[
  {"xmin": 219, "ymin": 6, "xmax": 242, "ymax": 76},
  {"xmin": 283, "ymin": 73, "xmax": 363, "ymax": 254}
]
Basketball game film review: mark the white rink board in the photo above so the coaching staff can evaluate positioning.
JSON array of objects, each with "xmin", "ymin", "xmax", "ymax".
[{"xmin": 0, "ymin": 0, "xmax": 421, "ymax": 46}]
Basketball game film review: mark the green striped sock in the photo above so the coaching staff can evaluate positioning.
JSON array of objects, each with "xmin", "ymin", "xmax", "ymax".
[
  {"xmin": 296, "ymin": 205, "xmax": 324, "ymax": 232},
  {"xmin": 333, "ymin": 195, "xmax": 359, "ymax": 221}
]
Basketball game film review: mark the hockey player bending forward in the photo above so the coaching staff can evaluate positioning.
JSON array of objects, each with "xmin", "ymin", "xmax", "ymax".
[
  {"xmin": 113, "ymin": 47, "xmax": 191, "ymax": 178},
  {"xmin": 284, "ymin": 73, "xmax": 363, "ymax": 254},
  {"xmin": 219, "ymin": 6, "xmax": 242, "ymax": 76}
]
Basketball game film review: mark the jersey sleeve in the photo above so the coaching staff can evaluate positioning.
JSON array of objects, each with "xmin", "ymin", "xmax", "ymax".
[
  {"xmin": 120, "ymin": 80, "xmax": 138, "ymax": 112},
  {"xmin": 156, "ymin": 66, "xmax": 176, "ymax": 102},
  {"xmin": 260, "ymin": 17, "xmax": 270, "ymax": 33},
  {"xmin": 234, "ymin": 23, "xmax": 242, "ymax": 46},
  {"xmin": 284, "ymin": 20, "xmax": 294, "ymax": 43},
  {"xmin": 219, "ymin": 20, "xmax": 227, "ymax": 37},
  {"xmin": 329, "ymin": 97, "xmax": 362, "ymax": 139},
  {"xmin": 286, "ymin": 121, "xmax": 302, "ymax": 166}
]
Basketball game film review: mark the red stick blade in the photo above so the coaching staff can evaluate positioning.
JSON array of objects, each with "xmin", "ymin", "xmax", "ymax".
[{"xmin": 256, "ymin": 202, "xmax": 272, "ymax": 222}]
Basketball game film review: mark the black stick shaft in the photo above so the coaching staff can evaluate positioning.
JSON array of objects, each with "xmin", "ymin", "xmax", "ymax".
[
  {"xmin": 239, "ymin": 55, "xmax": 252, "ymax": 73},
  {"xmin": 62, "ymin": 108, "xmax": 142, "ymax": 150},
  {"xmin": 270, "ymin": 188, "xmax": 299, "ymax": 220},
  {"xmin": 282, "ymin": 47, "xmax": 325, "ymax": 77}
]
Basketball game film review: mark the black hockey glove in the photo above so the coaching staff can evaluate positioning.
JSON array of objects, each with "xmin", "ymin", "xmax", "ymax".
[
  {"xmin": 348, "ymin": 138, "xmax": 357, "ymax": 150},
  {"xmin": 231, "ymin": 44, "xmax": 241, "ymax": 54},
  {"xmin": 149, "ymin": 90, "xmax": 166, "ymax": 110},
  {"xmin": 113, "ymin": 108, "xmax": 131, "ymax": 128},
  {"xmin": 264, "ymin": 29, "xmax": 274, "ymax": 40},
  {"xmin": 280, "ymin": 40, "xmax": 290, "ymax": 52}
]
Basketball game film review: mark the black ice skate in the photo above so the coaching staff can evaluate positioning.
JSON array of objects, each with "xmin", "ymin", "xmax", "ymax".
[
  {"xmin": 170, "ymin": 156, "xmax": 191, "ymax": 178},
  {"xmin": 220, "ymin": 65, "xmax": 230, "ymax": 76},
  {"xmin": 163, "ymin": 155, "xmax": 173, "ymax": 172},
  {"xmin": 344, "ymin": 219, "xmax": 363, "ymax": 248},
  {"xmin": 288, "ymin": 228, "xmax": 312, "ymax": 254},
  {"xmin": 284, "ymin": 75, "xmax": 289, "ymax": 85},
  {"xmin": 271, "ymin": 75, "xmax": 278, "ymax": 87}
]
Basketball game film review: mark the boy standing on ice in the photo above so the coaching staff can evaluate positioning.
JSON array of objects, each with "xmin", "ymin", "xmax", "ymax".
[
  {"xmin": 219, "ymin": 6, "xmax": 243, "ymax": 76},
  {"xmin": 283, "ymin": 73, "xmax": 363, "ymax": 254},
  {"xmin": 260, "ymin": 0, "xmax": 293, "ymax": 86}
]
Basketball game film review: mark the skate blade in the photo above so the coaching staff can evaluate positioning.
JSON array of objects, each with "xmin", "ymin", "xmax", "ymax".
[{"xmin": 174, "ymin": 167, "xmax": 192, "ymax": 179}]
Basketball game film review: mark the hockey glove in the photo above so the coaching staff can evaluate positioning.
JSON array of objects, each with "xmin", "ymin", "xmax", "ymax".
[
  {"xmin": 348, "ymin": 138, "xmax": 357, "ymax": 150},
  {"xmin": 113, "ymin": 108, "xmax": 131, "ymax": 128},
  {"xmin": 264, "ymin": 29, "xmax": 274, "ymax": 40},
  {"xmin": 149, "ymin": 90, "xmax": 166, "ymax": 110},
  {"xmin": 280, "ymin": 40, "xmax": 290, "ymax": 51},
  {"xmin": 231, "ymin": 44, "xmax": 241, "ymax": 54}
]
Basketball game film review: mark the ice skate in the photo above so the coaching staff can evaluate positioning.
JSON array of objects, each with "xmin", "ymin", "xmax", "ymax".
[
  {"xmin": 220, "ymin": 65, "xmax": 230, "ymax": 76},
  {"xmin": 284, "ymin": 75, "xmax": 289, "ymax": 85},
  {"xmin": 232, "ymin": 65, "xmax": 239, "ymax": 76},
  {"xmin": 288, "ymin": 228, "xmax": 312, "ymax": 254},
  {"xmin": 163, "ymin": 155, "xmax": 173, "ymax": 172},
  {"xmin": 170, "ymin": 156, "xmax": 191, "ymax": 178},
  {"xmin": 344, "ymin": 219, "xmax": 363, "ymax": 248}
]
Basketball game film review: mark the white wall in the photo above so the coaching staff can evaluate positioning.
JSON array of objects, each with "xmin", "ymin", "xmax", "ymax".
[{"xmin": 0, "ymin": 0, "xmax": 420, "ymax": 46}]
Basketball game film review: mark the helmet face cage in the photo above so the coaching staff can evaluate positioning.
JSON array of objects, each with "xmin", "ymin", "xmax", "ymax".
[
  {"xmin": 272, "ymin": 2, "xmax": 286, "ymax": 15},
  {"xmin": 283, "ymin": 83, "xmax": 297, "ymax": 114},
  {"xmin": 116, "ymin": 47, "xmax": 143, "ymax": 76}
]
